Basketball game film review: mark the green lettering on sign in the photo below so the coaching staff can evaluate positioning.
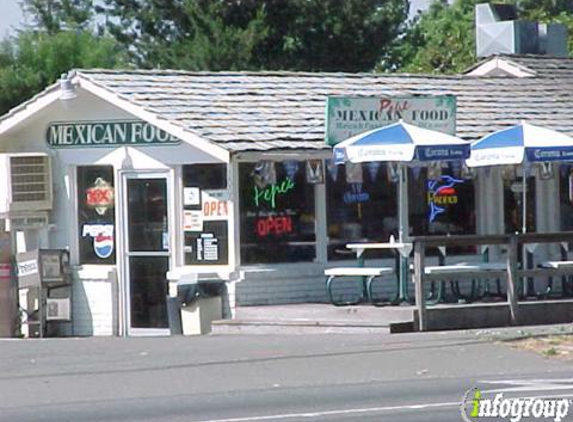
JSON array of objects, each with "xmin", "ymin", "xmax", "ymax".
[
  {"xmin": 45, "ymin": 120, "xmax": 182, "ymax": 148},
  {"xmin": 253, "ymin": 178, "xmax": 295, "ymax": 209}
]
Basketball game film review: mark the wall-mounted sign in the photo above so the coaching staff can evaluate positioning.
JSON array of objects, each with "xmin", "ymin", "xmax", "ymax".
[
  {"xmin": 82, "ymin": 224, "xmax": 114, "ymax": 259},
  {"xmin": 86, "ymin": 177, "xmax": 114, "ymax": 215},
  {"xmin": 196, "ymin": 233, "xmax": 219, "ymax": 261},
  {"xmin": 202, "ymin": 190, "xmax": 229, "ymax": 221},
  {"xmin": 17, "ymin": 259, "xmax": 38, "ymax": 278},
  {"xmin": 46, "ymin": 120, "xmax": 181, "ymax": 148},
  {"xmin": 427, "ymin": 175, "xmax": 463, "ymax": 222},
  {"xmin": 184, "ymin": 210, "xmax": 203, "ymax": 232},
  {"xmin": 326, "ymin": 95, "xmax": 456, "ymax": 145},
  {"xmin": 183, "ymin": 187, "xmax": 201, "ymax": 206},
  {"xmin": 306, "ymin": 160, "xmax": 324, "ymax": 184}
]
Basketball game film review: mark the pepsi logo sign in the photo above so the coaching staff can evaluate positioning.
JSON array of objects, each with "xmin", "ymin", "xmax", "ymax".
[{"xmin": 83, "ymin": 224, "xmax": 114, "ymax": 259}]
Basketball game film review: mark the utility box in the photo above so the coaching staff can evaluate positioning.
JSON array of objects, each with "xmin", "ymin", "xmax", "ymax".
[{"xmin": 180, "ymin": 295, "xmax": 222, "ymax": 335}]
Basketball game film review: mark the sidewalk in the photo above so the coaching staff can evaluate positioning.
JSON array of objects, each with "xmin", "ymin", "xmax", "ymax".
[
  {"xmin": 212, "ymin": 303, "xmax": 416, "ymax": 334},
  {"xmin": 212, "ymin": 302, "xmax": 573, "ymax": 336}
]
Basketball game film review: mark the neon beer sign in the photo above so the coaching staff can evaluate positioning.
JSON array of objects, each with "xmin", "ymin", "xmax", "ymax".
[
  {"xmin": 427, "ymin": 175, "xmax": 463, "ymax": 222},
  {"xmin": 86, "ymin": 177, "xmax": 114, "ymax": 216}
]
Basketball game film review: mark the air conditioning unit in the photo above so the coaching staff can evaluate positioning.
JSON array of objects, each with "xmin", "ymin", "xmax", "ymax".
[
  {"xmin": 46, "ymin": 298, "xmax": 70, "ymax": 321},
  {"xmin": 0, "ymin": 153, "xmax": 52, "ymax": 216}
]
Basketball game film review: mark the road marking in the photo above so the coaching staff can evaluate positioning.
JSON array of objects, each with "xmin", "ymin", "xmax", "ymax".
[
  {"xmin": 480, "ymin": 379, "xmax": 573, "ymax": 394},
  {"xmin": 192, "ymin": 381, "xmax": 573, "ymax": 422},
  {"xmin": 190, "ymin": 401, "xmax": 460, "ymax": 422}
]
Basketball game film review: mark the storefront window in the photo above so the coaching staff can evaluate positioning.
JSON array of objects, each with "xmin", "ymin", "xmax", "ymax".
[
  {"xmin": 239, "ymin": 161, "xmax": 316, "ymax": 264},
  {"xmin": 182, "ymin": 164, "xmax": 229, "ymax": 265},
  {"xmin": 409, "ymin": 166, "xmax": 476, "ymax": 236},
  {"xmin": 326, "ymin": 163, "xmax": 475, "ymax": 260},
  {"xmin": 325, "ymin": 161, "xmax": 397, "ymax": 260},
  {"xmin": 77, "ymin": 166, "xmax": 115, "ymax": 264},
  {"xmin": 502, "ymin": 167, "xmax": 535, "ymax": 233}
]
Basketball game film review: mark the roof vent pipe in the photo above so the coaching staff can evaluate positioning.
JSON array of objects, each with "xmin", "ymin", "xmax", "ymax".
[{"xmin": 59, "ymin": 72, "xmax": 77, "ymax": 101}]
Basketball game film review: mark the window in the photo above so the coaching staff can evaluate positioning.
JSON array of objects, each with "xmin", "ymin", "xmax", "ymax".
[
  {"xmin": 182, "ymin": 164, "xmax": 229, "ymax": 265},
  {"xmin": 502, "ymin": 167, "xmax": 535, "ymax": 233},
  {"xmin": 77, "ymin": 166, "xmax": 115, "ymax": 264},
  {"xmin": 239, "ymin": 161, "xmax": 316, "ymax": 264},
  {"xmin": 325, "ymin": 161, "xmax": 397, "ymax": 260},
  {"xmin": 409, "ymin": 166, "xmax": 476, "ymax": 236},
  {"xmin": 325, "ymin": 163, "xmax": 476, "ymax": 260}
]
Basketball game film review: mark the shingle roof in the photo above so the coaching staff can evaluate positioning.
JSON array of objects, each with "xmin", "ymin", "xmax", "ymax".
[
  {"xmin": 73, "ymin": 68, "xmax": 573, "ymax": 153},
  {"xmin": 466, "ymin": 54, "xmax": 573, "ymax": 78}
]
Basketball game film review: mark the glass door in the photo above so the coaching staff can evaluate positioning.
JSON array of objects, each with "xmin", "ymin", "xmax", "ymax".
[{"xmin": 123, "ymin": 173, "xmax": 171, "ymax": 335}]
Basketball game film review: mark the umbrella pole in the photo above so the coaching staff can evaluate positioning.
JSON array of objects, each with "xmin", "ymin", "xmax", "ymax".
[
  {"xmin": 522, "ymin": 164, "xmax": 527, "ymax": 235},
  {"xmin": 398, "ymin": 164, "xmax": 409, "ymax": 302},
  {"xmin": 522, "ymin": 164, "xmax": 532, "ymax": 297}
]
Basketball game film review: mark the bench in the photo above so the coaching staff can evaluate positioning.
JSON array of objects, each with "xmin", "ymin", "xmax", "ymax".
[
  {"xmin": 539, "ymin": 260, "xmax": 573, "ymax": 297},
  {"xmin": 419, "ymin": 262, "xmax": 507, "ymax": 303},
  {"xmin": 325, "ymin": 267, "xmax": 394, "ymax": 306}
]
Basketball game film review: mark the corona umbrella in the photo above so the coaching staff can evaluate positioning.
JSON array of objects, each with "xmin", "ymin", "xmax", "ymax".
[
  {"xmin": 466, "ymin": 121, "xmax": 573, "ymax": 234},
  {"xmin": 333, "ymin": 120, "xmax": 470, "ymax": 243},
  {"xmin": 333, "ymin": 120, "xmax": 470, "ymax": 302}
]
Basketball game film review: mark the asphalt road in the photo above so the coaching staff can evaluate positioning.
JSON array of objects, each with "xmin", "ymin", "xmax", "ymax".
[{"xmin": 0, "ymin": 328, "xmax": 573, "ymax": 422}]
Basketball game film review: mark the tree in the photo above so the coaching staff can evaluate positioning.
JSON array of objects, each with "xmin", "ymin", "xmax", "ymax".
[
  {"xmin": 97, "ymin": 0, "xmax": 410, "ymax": 72},
  {"xmin": 0, "ymin": 0, "xmax": 128, "ymax": 115},
  {"xmin": 0, "ymin": 30, "xmax": 127, "ymax": 115},
  {"xmin": 253, "ymin": 0, "xmax": 410, "ymax": 72},
  {"xmin": 21, "ymin": 0, "xmax": 93, "ymax": 34},
  {"xmin": 389, "ymin": 0, "xmax": 573, "ymax": 74},
  {"xmin": 384, "ymin": 0, "xmax": 480, "ymax": 74}
]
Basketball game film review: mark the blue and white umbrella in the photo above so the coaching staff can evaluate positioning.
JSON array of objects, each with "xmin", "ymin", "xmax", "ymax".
[
  {"xmin": 466, "ymin": 122, "xmax": 573, "ymax": 168},
  {"xmin": 332, "ymin": 120, "xmax": 470, "ymax": 243},
  {"xmin": 466, "ymin": 122, "xmax": 573, "ymax": 233},
  {"xmin": 332, "ymin": 120, "xmax": 470, "ymax": 302},
  {"xmin": 334, "ymin": 120, "xmax": 470, "ymax": 165}
]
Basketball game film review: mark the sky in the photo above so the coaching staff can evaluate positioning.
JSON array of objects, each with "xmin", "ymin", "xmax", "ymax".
[
  {"xmin": 0, "ymin": 0, "xmax": 435, "ymax": 37},
  {"xmin": 0, "ymin": 0, "xmax": 24, "ymax": 37}
]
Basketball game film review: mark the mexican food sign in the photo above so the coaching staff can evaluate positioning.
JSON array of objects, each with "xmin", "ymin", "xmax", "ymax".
[
  {"xmin": 46, "ymin": 120, "xmax": 181, "ymax": 148},
  {"xmin": 325, "ymin": 95, "xmax": 456, "ymax": 146}
]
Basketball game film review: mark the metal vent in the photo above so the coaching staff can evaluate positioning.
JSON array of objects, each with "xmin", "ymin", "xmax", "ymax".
[
  {"xmin": 476, "ymin": 3, "xmax": 568, "ymax": 58},
  {"xmin": 9, "ymin": 156, "xmax": 51, "ymax": 204}
]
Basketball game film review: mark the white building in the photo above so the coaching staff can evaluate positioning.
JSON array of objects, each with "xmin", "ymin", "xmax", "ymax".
[{"xmin": 0, "ymin": 58, "xmax": 571, "ymax": 336}]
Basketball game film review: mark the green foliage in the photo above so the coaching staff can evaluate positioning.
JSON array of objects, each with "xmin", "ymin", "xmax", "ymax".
[
  {"xmin": 390, "ymin": 0, "xmax": 573, "ymax": 74},
  {"xmin": 385, "ymin": 0, "xmax": 481, "ymax": 74},
  {"xmin": 98, "ymin": 0, "xmax": 409, "ymax": 72},
  {"xmin": 254, "ymin": 0, "xmax": 409, "ymax": 72},
  {"xmin": 0, "ymin": 30, "xmax": 127, "ymax": 114},
  {"xmin": 22, "ymin": 0, "xmax": 93, "ymax": 33}
]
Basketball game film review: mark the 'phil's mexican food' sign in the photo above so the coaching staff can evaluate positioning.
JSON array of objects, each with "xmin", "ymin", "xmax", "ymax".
[{"xmin": 325, "ymin": 95, "xmax": 456, "ymax": 146}]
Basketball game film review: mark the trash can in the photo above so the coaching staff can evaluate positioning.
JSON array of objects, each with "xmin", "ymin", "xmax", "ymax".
[{"xmin": 178, "ymin": 279, "xmax": 224, "ymax": 336}]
